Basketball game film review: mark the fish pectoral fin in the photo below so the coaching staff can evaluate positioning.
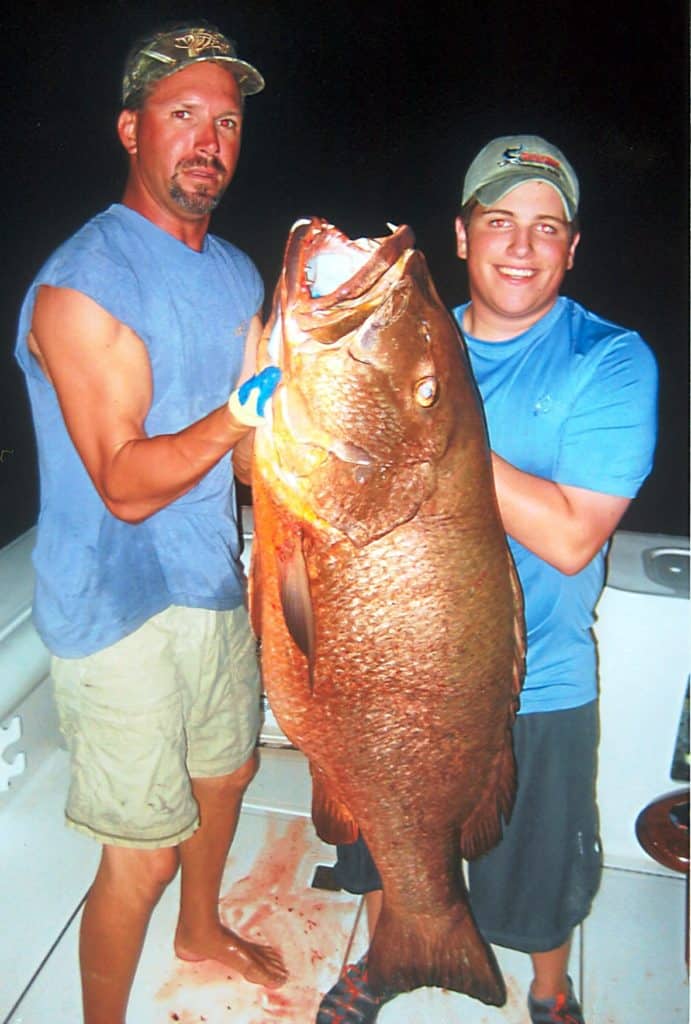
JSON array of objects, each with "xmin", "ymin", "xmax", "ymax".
[
  {"xmin": 310, "ymin": 762, "xmax": 359, "ymax": 844},
  {"xmin": 278, "ymin": 541, "xmax": 315, "ymax": 669}
]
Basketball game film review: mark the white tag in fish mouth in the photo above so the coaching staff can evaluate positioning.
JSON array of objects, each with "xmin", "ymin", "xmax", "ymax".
[
  {"xmin": 304, "ymin": 225, "xmax": 398, "ymax": 298},
  {"xmin": 305, "ymin": 246, "xmax": 372, "ymax": 298}
]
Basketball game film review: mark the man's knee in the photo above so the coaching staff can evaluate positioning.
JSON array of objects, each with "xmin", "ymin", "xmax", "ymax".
[
  {"xmin": 222, "ymin": 749, "xmax": 260, "ymax": 793},
  {"xmin": 192, "ymin": 750, "xmax": 259, "ymax": 802},
  {"xmin": 100, "ymin": 843, "xmax": 180, "ymax": 901},
  {"xmin": 231, "ymin": 749, "xmax": 260, "ymax": 790}
]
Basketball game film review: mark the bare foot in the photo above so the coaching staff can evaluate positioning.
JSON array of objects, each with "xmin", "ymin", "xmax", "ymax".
[{"xmin": 174, "ymin": 923, "xmax": 288, "ymax": 988}]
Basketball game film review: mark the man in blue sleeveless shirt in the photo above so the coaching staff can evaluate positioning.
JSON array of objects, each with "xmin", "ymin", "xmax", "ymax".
[
  {"xmin": 317, "ymin": 137, "xmax": 657, "ymax": 1024},
  {"xmin": 15, "ymin": 22, "xmax": 286, "ymax": 1023}
]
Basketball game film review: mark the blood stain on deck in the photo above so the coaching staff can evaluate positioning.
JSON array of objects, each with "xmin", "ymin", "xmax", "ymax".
[{"xmin": 157, "ymin": 816, "xmax": 359, "ymax": 1022}]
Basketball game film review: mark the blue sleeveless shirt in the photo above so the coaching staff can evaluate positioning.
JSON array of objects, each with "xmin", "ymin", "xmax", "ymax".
[{"xmin": 15, "ymin": 204, "xmax": 263, "ymax": 657}]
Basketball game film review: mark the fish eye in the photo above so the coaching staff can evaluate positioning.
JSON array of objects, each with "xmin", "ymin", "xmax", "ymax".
[{"xmin": 415, "ymin": 376, "xmax": 438, "ymax": 408}]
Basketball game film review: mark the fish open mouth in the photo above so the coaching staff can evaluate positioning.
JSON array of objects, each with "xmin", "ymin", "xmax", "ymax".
[
  {"xmin": 292, "ymin": 219, "xmax": 415, "ymax": 307},
  {"xmin": 266, "ymin": 218, "xmax": 416, "ymax": 362}
]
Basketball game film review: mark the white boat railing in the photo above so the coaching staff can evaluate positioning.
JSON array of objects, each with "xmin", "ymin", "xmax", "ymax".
[{"xmin": 0, "ymin": 527, "xmax": 50, "ymax": 725}]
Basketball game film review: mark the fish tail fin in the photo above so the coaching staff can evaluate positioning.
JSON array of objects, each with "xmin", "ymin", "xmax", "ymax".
[{"xmin": 368, "ymin": 900, "xmax": 505, "ymax": 1006}]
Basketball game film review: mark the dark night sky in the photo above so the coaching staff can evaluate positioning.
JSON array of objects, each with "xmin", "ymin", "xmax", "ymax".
[{"xmin": 1, "ymin": 1, "xmax": 688, "ymax": 547}]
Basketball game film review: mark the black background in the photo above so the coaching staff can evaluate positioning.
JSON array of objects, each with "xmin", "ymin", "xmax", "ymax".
[{"xmin": 1, "ymin": 1, "xmax": 688, "ymax": 547}]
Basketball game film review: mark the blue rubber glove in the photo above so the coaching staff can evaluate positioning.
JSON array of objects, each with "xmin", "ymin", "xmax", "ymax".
[{"xmin": 228, "ymin": 365, "xmax": 281, "ymax": 426}]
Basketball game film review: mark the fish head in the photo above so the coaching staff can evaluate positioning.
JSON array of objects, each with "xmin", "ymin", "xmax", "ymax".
[{"xmin": 255, "ymin": 217, "xmax": 480, "ymax": 546}]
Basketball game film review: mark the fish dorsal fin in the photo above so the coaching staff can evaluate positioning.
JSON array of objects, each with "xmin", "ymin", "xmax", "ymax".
[
  {"xmin": 508, "ymin": 551, "xmax": 527, "ymax": 704},
  {"xmin": 458, "ymin": 548, "xmax": 526, "ymax": 861},
  {"xmin": 278, "ymin": 538, "xmax": 315, "ymax": 680}
]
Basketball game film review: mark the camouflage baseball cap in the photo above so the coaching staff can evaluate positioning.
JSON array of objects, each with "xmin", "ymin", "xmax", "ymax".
[
  {"xmin": 462, "ymin": 135, "xmax": 579, "ymax": 220},
  {"xmin": 122, "ymin": 24, "xmax": 265, "ymax": 107}
]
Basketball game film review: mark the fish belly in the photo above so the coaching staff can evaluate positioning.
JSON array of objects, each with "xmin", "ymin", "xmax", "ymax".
[{"xmin": 251, "ymin": 482, "xmax": 517, "ymax": 1004}]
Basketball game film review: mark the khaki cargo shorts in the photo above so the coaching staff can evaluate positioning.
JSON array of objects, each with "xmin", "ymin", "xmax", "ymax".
[{"xmin": 51, "ymin": 604, "xmax": 261, "ymax": 849}]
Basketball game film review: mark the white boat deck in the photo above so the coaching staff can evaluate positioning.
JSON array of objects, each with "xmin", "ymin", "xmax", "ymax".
[
  {"xmin": 1, "ymin": 740, "xmax": 548, "ymax": 1024},
  {"xmin": 3, "ymin": 732, "xmax": 689, "ymax": 1024},
  {"xmin": 1, "ymin": 526, "xmax": 688, "ymax": 1023}
]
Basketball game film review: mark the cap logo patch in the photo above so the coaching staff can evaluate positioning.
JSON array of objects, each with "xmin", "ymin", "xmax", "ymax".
[
  {"xmin": 499, "ymin": 146, "xmax": 562, "ymax": 174},
  {"xmin": 173, "ymin": 30, "xmax": 232, "ymax": 59}
]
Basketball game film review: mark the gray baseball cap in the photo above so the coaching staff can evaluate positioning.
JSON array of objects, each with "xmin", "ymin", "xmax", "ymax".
[
  {"xmin": 122, "ymin": 24, "xmax": 265, "ymax": 107},
  {"xmin": 462, "ymin": 135, "xmax": 579, "ymax": 220}
]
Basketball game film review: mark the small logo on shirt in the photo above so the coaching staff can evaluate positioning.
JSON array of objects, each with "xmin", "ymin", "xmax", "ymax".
[{"xmin": 533, "ymin": 394, "xmax": 553, "ymax": 415}]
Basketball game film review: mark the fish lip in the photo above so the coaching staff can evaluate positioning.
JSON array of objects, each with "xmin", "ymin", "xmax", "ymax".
[{"xmin": 285, "ymin": 217, "xmax": 416, "ymax": 312}]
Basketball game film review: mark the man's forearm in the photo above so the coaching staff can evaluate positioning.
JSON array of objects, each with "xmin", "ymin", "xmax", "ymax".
[
  {"xmin": 98, "ymin": 366, "xmax": 280, "ymax": 522},
  {"xmin": 102, "ymin": 402, "xmax": 250, "ymax": 523},
  {"xmin": 490, "ymin": 453, "xmax": 630, "ymax": 575},
  {"xmin": 232, "ymin": 431, "xmax": 254, "ymax": 486}
]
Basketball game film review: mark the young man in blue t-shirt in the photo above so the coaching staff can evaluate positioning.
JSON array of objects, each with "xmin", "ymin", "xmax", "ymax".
[{"xmin": 317, "ymin": 136, "xmax": 657, "ymax": 1024}]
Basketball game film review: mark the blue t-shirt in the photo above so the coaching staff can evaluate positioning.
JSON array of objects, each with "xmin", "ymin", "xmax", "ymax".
[
  {"xmin": 15, "ymin": 204, "xmax": 263, "ymax": 657},
  {"xmin": 452, "ymin": 297, "xmax": 658, "ymax": 713}
]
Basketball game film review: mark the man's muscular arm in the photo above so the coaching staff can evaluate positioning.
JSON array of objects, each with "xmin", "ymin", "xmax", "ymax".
[{"xmin": 29, "ymin": 286, "xmax": 261, "ymax": 523}]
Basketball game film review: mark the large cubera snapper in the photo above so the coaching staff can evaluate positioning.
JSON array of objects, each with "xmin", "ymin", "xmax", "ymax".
[{"xmin": 249, "ymin": 217, "xmax": 525, "ymax": 1006}]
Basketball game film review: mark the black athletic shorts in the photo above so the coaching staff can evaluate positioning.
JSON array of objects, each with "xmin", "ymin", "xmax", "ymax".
[{"xmin": 332, "ymin": 700, "xmax": 602, "ymax": 953}]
